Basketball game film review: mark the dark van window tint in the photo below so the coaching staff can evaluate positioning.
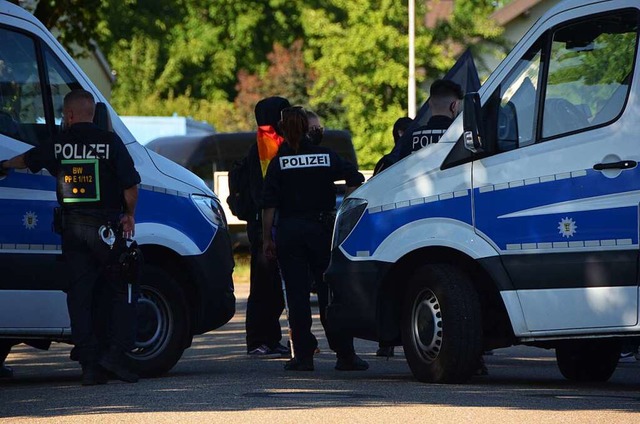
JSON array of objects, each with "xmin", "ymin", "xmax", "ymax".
[{"xmin": 0, "ymin": 28, "xmax": 45, "ymax": 145}]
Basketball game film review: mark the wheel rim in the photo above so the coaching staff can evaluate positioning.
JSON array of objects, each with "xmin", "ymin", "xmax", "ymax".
[
  {"xmin": 128, "ymin": 284, "xmax": 173, "ymax": 360},
  {"xmin": 411, "ymin": 287, "xmax": 443, "ymax": 363}
]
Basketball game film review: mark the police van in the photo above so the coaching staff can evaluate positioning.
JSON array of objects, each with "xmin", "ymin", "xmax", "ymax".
[
  {"xmin": 327, "ymin": 0, "xmax": 640, "ymax": 383},
  {"xmin": 0, "ymin": 3, "xmax": 234, "ymax": 376}
]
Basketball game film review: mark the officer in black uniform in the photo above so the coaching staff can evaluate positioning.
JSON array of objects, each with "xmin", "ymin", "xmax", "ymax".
[
  {"xmin": 405, "ymin": 79, "xmax": 463, "ymax": 156},
  {"xmin": 262, "ymin": 106, "xmax": 368, "ymax": 371},
  {"xmin": 0, "ymin": 89, "xmax": 141, "ymax": 385}
]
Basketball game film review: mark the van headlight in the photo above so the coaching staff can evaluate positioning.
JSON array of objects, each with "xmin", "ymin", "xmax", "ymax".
[
  {"xmin": 332, "ymin": 197, "xmax": 368, "ymax": 249},
  {"xmin": 191, "ymin": 194, "xmax": 227, "ymax": 229}
]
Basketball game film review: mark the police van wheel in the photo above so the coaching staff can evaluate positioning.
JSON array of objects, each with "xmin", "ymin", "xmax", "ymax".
[
  {"xmin": 127, "ymin": 265, "xmax": 190, "ymax": 377},
  {"xmin": 555, "ymin": 340, "xmax": 620, "ymax": 382},
  {"xmin": 401, "ymin": 264, "xmax": 482, "ymax": 383}
]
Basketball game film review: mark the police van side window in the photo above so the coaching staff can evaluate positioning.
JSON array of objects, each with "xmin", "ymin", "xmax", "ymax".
[
  {"xmin": 43, "ymin": 48, "xmax": 81, "ymax": 129},
  {"xmin": 542, "ymin": 10, "xmax": 638, "ymax": 138},
  {"xmin": 0, "ymin": 28, "xmax": 46, "ymax": 145},
  {"xmin": 494, "ymin": 42, "xmax": 543, "ymax": 152}
]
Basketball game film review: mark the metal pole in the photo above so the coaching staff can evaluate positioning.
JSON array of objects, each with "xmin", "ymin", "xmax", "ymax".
[{"xmin": 408, "ymin": 0, "xmax": 416, "ymax": 118}]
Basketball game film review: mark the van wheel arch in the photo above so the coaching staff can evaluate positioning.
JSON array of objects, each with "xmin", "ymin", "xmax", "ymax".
[{"xmin": 378, "ymin": 247, "xmax": 515, "ymax": 351}]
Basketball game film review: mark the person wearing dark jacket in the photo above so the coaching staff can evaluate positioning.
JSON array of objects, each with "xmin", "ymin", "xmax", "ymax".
[
  {"xmin": 244, "ymin": 97, "xmax": 290, "ymax": 357},
  {"xmin": 406, "ymin": 79, "xmax": 462, "ymax": 155},
  {"xmin": 262, "ymin": 106, "xmax": 368, "ymax": 372},
  {"xmin": 373, "ymin": 116, "xmax": 413, "ymax": 176}
]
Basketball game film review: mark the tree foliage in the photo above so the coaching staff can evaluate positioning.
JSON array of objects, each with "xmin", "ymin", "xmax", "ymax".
[{"xmin": 20, "ymin": 0, "xmax": 502, "ymax": 168}]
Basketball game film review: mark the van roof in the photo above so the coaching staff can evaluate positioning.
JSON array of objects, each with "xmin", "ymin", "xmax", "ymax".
[{"xmin": 0, "ymin": 2, "xmax": 46, "ymax": 27}]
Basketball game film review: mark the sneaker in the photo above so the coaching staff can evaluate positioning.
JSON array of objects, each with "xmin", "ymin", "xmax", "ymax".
[
  {"xmin": 0, "ymin": 364, "xmax": 13, "ymax": 379},
  {"xmin": 98, "ymin": 352, "xmax": 139, "ymax": 383},
  {"xmin": 376, "ymin": 346, "xmax": 394, "ymax": 357},
  {"xmin": 81, "ymin": 363, "xmax": 108, "ymax": 386},
  {"xmin": 284, "ymin": 356, "xmax": 314, "ymax": 371},
  {"xmin": 248, "ymin": 344, "xmax": 280, "ymax": 358},
  {"xmin": 270, "ymin": 343, "xmax": 291, "ymax": 356},
  {"xmin": 619, "ymin": 352, "xmax": 637, "ymax": 363},
  {"xmin": 335, "ymin": 354, "xmax": 369, "ymax": 371}
]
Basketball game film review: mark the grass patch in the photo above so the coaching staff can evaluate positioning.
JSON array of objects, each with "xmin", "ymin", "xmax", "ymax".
[{"xmin": 233, "ymin": 251, "xmax": 251, "ymax": 285}]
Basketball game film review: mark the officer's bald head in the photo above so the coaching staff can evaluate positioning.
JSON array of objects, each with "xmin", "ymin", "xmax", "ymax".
[{"xmin": 63, "ymin": 89, "xmax": 95, "ymax": 126}]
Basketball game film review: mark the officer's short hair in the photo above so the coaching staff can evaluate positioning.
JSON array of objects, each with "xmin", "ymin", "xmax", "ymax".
[
  {"xmin": 63, "ymin": 89, "xmax": 95, "ymax": 108},
  {"xmin": 430, "ymin": 79, "xmax": 463, "ymax": 100}
]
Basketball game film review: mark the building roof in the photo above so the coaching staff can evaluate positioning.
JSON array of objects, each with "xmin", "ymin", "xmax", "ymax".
[{"xmin": 491, "ymin": 0, "xmax": 546, "ymax": 26}]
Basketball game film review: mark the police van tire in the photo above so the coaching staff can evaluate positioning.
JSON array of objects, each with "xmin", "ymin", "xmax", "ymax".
[
  {"xmin": 555, "ymin": 340, "xmax": 620, "ymax": 382},
  {"xmin": 401, "ymin": 264, "xmax": 482, "ymax": 383},
  {"xmin": 127, "ymin": 265, "xmax": 190, "ymax": 377}
]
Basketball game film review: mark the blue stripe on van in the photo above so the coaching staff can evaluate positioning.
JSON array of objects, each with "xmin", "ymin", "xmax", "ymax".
[
  {"xmin": 0, "ymin": 184, "xmax": 216, "ymax": 253},
  {"xmin": 341, "ymin": 194, "xmax": 473, "ymax": 257},
  {"xmin": 137, "ymin": 189, "xmax": 216, "ymax": 253},
  {"xmin": 342, "ymin": 166, "xmax": 639, "ymax": 257},
  {"xmin": 475, "ymin": 167, "xmax": 639, "ymax": 249}
]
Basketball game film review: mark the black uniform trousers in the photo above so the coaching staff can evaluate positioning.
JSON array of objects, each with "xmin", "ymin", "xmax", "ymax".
[
  {"xmin": 276, "ymin": 216, "xmax": 355, "ymax": 360},
  {"xmin": 63, "ymin": 216, "xmax": 137, "ymax": 364},
  {"xmin": 245, "ymin": 218, "xmax": 284, "ymax": 351}
]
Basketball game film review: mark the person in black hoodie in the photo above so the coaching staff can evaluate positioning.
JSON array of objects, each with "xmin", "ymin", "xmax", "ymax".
[{"xmin": 244, "ymin": 96, "xmax": 291, "ymax": 357}]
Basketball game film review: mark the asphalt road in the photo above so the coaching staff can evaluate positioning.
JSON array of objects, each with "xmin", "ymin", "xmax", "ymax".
[{"xmin": 2, "ymin": 283, "xmax": 640, "ymax": 423}]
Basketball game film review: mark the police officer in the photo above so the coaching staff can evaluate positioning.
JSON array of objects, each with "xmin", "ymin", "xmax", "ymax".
[
  {"xmin": 262, "ymin": 106, "xmax": 368, "ymax": 371},
  {"xmin": 0, "ymin": 89, "xmax": 141, "ymax": 385},
  {"xmin": 373, "ymin": 116, "xmax": 413, "ymax": 176},
  {"xmin": 407, "ymin": 79, "xmax": 463, "ymax": 155}
]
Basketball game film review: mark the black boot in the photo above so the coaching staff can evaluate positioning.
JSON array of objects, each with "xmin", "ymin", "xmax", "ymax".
[
  {"xmin": 81, "ymin": 362, "xmax": 108, "ymax": 386},
  {"xmin": 284, "ymin": 356, "xmax": 314, "ymax": 371},
  {"xmin": 98, "ymin": 348, "xmax": 139, "ymax": 383},
  {"xmin": 335, "ymin": 354, "xmax": 369, "ymax": 371}
]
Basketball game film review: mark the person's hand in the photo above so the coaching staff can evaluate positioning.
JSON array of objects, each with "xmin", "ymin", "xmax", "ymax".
[
  {"xmin": 263, "ymin": 238, "xmax": 277, "ymax": 260},
  {"xmin": 120, "ymin": 214, "xmax": 135, "ymax": 239}
]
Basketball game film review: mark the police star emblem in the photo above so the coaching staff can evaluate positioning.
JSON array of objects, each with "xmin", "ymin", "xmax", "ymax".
[
  {"xmin": 22, "ymin": 211, "xmax": 38, "ymax": 230},
  {"xmin": 558, "ymin": 217, "xmax": 577, "ymax": 238}
]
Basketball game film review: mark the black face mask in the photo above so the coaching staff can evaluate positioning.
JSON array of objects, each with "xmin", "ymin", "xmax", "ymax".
[{"xmin": 309, "ymin": 127, "xmax": 324, "ymax": 145}]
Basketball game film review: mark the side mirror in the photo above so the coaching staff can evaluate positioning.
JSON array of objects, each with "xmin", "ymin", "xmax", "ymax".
[
  {"xmin": 463, "ymin": 92, "xmax": 484, "ymax": 153},
  {"xmin": 93, "ymin": 102, "xmax": 112, "ymax": 132}
]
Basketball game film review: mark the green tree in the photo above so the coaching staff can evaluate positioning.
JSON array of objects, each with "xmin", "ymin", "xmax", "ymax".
[{"xmin": 303, "ymin": 0, "xmax": 501, "ymax": 167}]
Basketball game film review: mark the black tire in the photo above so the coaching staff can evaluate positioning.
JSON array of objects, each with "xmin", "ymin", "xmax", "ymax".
[
  {"xmin": 126, "ymin": 265, "xmax": 190, "ymax": 377},
  {"xmin": 401, "ymin": 264, "xmax": 482, "ymax": 383},
  {"xmin": 555, "ymin": 340, "xmax": 620, "ymax": 382}
]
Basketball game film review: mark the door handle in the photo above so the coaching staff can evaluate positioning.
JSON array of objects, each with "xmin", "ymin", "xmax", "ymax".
[{"xmin": 593, "ymin": 160, "xmax": 637, "ymax": 171}]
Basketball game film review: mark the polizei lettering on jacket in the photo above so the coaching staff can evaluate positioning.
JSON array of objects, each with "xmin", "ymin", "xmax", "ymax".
[
  {"xmin": 280, "ymin": 154, "xmax": 331, "ymax": 170},
  {"xmin": 54, "ymin": 143, "xmax": 110, "ymax": 159}
]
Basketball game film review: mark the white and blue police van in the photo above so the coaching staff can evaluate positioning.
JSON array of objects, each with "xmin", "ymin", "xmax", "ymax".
[
  {"xmin": 327, "ymin": 0, "xmax": 640, "ymax": 383},
  {"xmin": 0, "ymin": 2, "xmax": 234, "ymax": 376}
]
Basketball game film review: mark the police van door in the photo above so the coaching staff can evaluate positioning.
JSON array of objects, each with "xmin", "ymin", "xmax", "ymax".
[
  {"xmin": 471, "ymin": 7, "xmax": 640, "ymax": 333},
  {"xmin": 0, "ymin": 23, "xmax": 79, "ymax": 332}
]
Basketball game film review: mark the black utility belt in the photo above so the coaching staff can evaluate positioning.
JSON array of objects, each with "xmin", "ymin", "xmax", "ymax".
[{"xmin": 53, "ymin": 207, "xmax": 121, "ymax": 233}]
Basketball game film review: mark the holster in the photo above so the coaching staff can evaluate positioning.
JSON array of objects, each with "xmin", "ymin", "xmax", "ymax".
[{"xmin": 119, "ymin": 240, "xmax": 144, "ymax": 285}]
